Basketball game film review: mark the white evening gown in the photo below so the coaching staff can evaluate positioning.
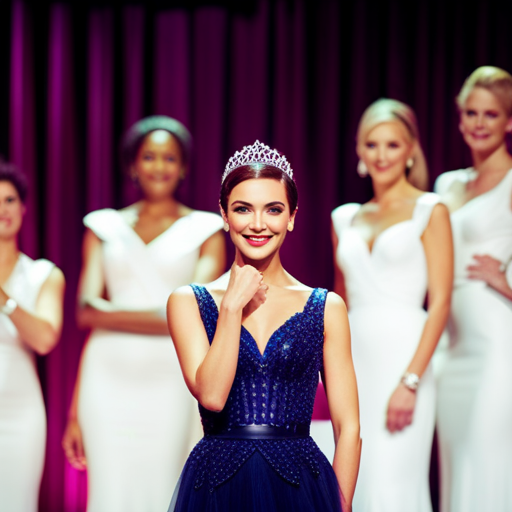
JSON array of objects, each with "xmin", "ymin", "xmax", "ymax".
[
  {"xmin": 0, "ymin": 254, "xmax": 55, "ymax": 512},
  {"xmin": 332, "ymin": 193, "xmax": 440, "ymax": 512},
  {"xmin": 435, "ymin": 168, "xmax": 512, "ymax": 512},
  {"xmin": 78, "ymin": 208, "xmax": 223, "ymax": 512}
]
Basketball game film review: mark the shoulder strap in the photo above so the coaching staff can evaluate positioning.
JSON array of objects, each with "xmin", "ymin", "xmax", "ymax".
[
  {"xmin": 413, "ymin": 193, "xmax": 441, "ymax": 234},
  {"xmin": 187, "ymin": 211, "xmax": 224, "ymax": 242},
  {"xmin": 30, "ymin": 258, "xmax": 56, "ymax": 289},
  {"xmin": 83, "ymin": 209, "xmax": 122, "ymax": 241},
  {"xmin": 331, "ymin": 203, "xmax": 360, "ymax": 237},
  {"xmin": 434, "ymin": 170, "xmax": 467, "ymax": 195},
  {"xmin": 303, "ymin": 287, "xmax": 328, "ymax": 334},
  {"xmin": 190, "ymin": 284, "xmax": 218, "ymax": 344}
]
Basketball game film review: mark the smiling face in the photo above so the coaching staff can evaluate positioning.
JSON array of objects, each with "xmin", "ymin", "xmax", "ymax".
[
  {"xmin": 0, "ymin": 181, "xmax": 25, "ymax": 240},
  {"xmin": 459, "ymin": 86, "xmax": 512, "ymax": 157},
  {"xmin": 358, "ymin": 121, "xmax": 414, "ymax": 187},
  {"xmin": 223, "ymin": 178, "xmax": 296, "ymax": 264},
  {"xmin": 131, "ymin": 130, "xmax": 184, "ymax": 200}
]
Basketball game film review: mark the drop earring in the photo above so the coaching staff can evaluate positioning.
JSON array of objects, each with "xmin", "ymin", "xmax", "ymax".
[
  {"xmin": 406, "ymin": 158, "xmax": 414, "ymax": 169},
  {"xmin": 357, "ymin": 160, "xmax": 368, "ymax": 177}
]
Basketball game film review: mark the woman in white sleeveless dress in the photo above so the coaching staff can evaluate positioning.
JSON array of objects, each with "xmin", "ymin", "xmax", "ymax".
[
  {"xmin": 0, "ymin": 162, "xmax": 65, "ymax": 512},
  {"xmin": 61, "ymin": 117, "xmax": 226, "ymax": 512},
  {"xmin": 332, "ymin": 99, "xmax": 453, "ymax": 512},
  {"xmin": 435, "ymin": 66, "xmax": 512, "ymax": 512}
]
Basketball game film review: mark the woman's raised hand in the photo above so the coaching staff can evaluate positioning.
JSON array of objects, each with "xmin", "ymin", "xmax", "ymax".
[{"xmin": 224, "ymin": 263, "xmax": 268, "ymax": 319}]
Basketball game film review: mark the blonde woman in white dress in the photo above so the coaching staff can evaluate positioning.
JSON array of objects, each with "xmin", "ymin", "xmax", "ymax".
[
  {"xmin": 332, "ymin": 99, "xmax": 453, "ymax": 512},
  {"xmin": 435, "ymin": 66, "xmax": 512, "ymax": 512},
  {"xmin": 0, "ymin": 162, "xmax": 65, "ymax": 512},
  {"xmin": 62, "ymin": 117, "xmax": 226, "ymax": 512}
]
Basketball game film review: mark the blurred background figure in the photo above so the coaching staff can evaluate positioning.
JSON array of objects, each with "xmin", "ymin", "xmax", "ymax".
[
  {"xmin": 0, "ymin": 160, "xmax": 65, "ymax": 512},
  {"xmin": 331, "ymin": 99, "xmax": 453, "ymax": 512},
  {"xmin": 435, "ymin": 66, "xmax": 512, "ymax": 512},
  {"xmin": 61, "ymin": 116, "xmax": 226, "ymax": 512}
]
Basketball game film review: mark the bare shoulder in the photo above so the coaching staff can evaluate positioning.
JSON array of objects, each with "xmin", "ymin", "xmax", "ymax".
[
  {"xmin": 169, "ymin": 285, "xmax": 195, "ymax": 299},
  {"xmin": 324, "ymin": 292, "xmax": 350, "ymax": 344},
  {"xmin": 325, "ymin": 291, "xmax": 348, "ymax": 316},
  {"xmin": 167, "ymin": 286, "xmax": 202, "ymax": 328},
  {"xmin": 46, "ymin": 266, "xmax": 65, "ymax": 286},
  {"xmin": 428, "ymin": 202, "xmax": 451, "ymax": 228},
  {"xmin": 39, "ymin": 266, "xmax": 65, "ymax": 295}
]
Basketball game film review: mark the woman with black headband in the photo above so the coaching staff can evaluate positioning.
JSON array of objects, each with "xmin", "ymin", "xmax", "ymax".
[{"xmin": 62, "ymin": 116, "xmax": 225, "ymax": 512}]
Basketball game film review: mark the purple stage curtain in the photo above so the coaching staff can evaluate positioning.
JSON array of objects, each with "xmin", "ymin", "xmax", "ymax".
[{"xmin": 3, "ymin": 0, "xmax": 512, "ymax": 510}]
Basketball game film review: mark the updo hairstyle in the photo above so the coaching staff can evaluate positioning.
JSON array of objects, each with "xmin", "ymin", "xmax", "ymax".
[
  {"xmin": 220, "ymin": 164, "xmax": 298, "ymax": 214},
  {"xmin": 456, "ymin": 66, "xmax": 512, "ymax": 117},
  {"xmin": 0, "ymin": 158, "xmax": 28, "ymax": 203},
  {"xmin": 356, "ymin": 98, "xmax": 429, "ymax": 191},
  {"xmin": 120, "ymin": 116, "xmax": 192, "ymax": 172}
]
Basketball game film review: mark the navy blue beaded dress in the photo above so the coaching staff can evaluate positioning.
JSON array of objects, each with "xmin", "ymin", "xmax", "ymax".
[{"xmin": 168, "ymin": 285, "xmax": 342, "ymax": 512}]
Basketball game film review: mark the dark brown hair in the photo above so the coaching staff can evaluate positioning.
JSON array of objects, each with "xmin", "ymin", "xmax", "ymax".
[
  {"xmin": 120, "ymin": 116, "xmax": 192, "ymax": 172},
  {"xmin": 220, "ymin": 164, "xmax": 298, "ymax": 213},
  {"xmin": 0, "ymin": 158, "xmax": 28, "ymax": 203}
]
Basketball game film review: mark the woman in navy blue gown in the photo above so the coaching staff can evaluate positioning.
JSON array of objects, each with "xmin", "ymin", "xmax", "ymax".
[{"xmin": 166, "ymin": 141, "xmax": 361, "ymax": 511}]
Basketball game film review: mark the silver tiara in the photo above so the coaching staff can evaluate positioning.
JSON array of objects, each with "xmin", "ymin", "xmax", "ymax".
[{"xmin": 222, "ymin": 140, "xmax": 294, "ymax": 183}]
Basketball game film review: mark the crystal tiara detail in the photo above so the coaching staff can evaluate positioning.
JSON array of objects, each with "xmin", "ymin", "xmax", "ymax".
[{"xmin": 222, "ymin": 140, "xmax": 294, "ymax": 183}]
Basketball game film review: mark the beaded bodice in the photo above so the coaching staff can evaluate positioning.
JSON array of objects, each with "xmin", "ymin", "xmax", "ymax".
[{"xmin": 186, "ymin": 284, "xmax": 329, "ymax": 490}]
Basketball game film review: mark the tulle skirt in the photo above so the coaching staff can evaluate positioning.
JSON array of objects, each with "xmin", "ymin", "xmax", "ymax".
[{"xmin": 169, "ymin": 450, "xmax": 342, "ymax": 512}]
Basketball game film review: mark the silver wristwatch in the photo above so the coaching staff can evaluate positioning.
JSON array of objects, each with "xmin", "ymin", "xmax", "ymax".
[
  {"xmin": 1, "ymin": 298, "xmax": 18, "ymax": 316},
  {"xmin": 401, "ymin": 372, "xmax": 419, "ymax": 392}
]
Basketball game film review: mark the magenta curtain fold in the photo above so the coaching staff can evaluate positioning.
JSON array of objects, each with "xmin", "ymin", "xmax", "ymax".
[
  {"xmin": 154, "ymin": 10, "xmax": 193, "ymax": 202},
  {"xmin": 154, "ymin": 10, "xmax": 191, "ymax": 126},
  {"xmin": 5, "ymin": 1, "xmax": 512, "ymax": 510},
  {"xmin": 9, "ymin": 0, "xmax": 37, "ymax": 257},
  {"xmin": 122, "ymin": 6, "xmax": 145, "ymax": 205},
  {"xmin": 189, "ymin": 8, "xmax": 228, "ymax": 213},
  {"xmin": 43, "ymin": 5, "xmax": 85, "ymax": 512},
  {"xmin": 228, "ymin": 0, "xmax": 270, "ymax": 151},
  {"xmin": 86, "ymin": 8, "xmax": 114, "ymax": 212}
]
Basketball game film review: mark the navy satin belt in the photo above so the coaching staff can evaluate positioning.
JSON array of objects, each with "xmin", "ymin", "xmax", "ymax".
[{"xmin": 208, "ymin": 424, "xmax": 310, "ymax": 440}]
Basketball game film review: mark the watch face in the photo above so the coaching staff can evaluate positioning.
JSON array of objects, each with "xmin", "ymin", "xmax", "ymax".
[
  {"xmin": 402, "ymin": 373, "xmax": 419, "ymax": 391},
  {"xmin": 2, "ymin": 298, "xmax": 17, "ymax": 316}
]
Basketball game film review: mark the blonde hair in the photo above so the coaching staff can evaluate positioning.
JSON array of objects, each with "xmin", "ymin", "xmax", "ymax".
[
  {"xmin": 456, "ymin": 66, "xmax": 512, "ymax": 117},
  {"xmin": 356, "ymin": 98, "xmax": 429, "ymax": 191}
]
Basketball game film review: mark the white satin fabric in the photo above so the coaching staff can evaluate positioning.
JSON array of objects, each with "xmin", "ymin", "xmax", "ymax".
[
  {"xmin": 435, "ymin": 169, "xmax": 512, "ymax": 512},
  {"xmin": 0, "ymin": 254, "xmax": 54, "ymax": 512},
  {"xmin": 332, "ymin": 193, "xmax": 441, "ymax": 512}
]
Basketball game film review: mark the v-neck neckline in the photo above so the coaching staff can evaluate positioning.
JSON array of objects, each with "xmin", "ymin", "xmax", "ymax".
[
  {"xmin": 350, "ymin": 194, "xmax": 426, "ymax": 256},
  {"xmin": 200, "ymin": 286, "xmax": 317, "ymax": 359},
  {"xmin": 450, "ymin": 167, "xmax": 512, "ymax": 214},
  {"xmin": 116, "ymin": 208, "xmax": 194, "ymax": 247}
]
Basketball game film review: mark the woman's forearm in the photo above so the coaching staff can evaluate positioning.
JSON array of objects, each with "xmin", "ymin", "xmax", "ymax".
[
  {"xmin": 405, "ymin": 298, "xmax": 450, "ymax": 378},
  {"xmin": 77, "ymin": 303, "xmax": 169, "ymax": 335},
  {"xmin": 2, "ymin": 304, "xmax": 60, "ymax": 355},
  {"xmin": 194, "ymin": 302, "xmax": 243, "ymax": 411},
  {"xmin": 333, "ymin": 426, "xmax": 362, "ymax": 511}
]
